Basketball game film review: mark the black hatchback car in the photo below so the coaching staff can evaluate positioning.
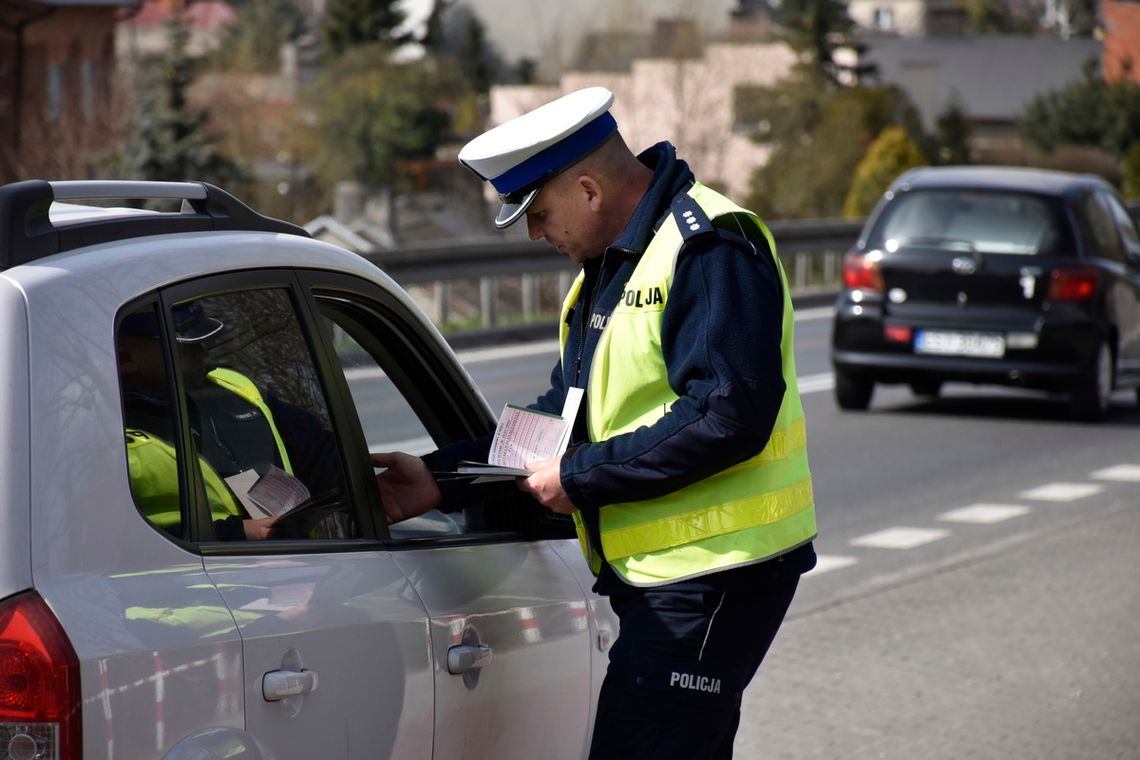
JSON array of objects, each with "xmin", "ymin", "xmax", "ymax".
[{"xmin": 831, "ymin": 166, "xmax": 1140, "ymax": 420}]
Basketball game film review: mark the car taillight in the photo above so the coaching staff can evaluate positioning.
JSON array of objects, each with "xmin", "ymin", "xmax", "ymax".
[
  {"xmin": 0, "ymin": 592, "xmax": 81, "ymax": 760},
  {"xmin": 842, "ymin": 251, "xmax": 884, "ymax": 293},
  {"xmin": 1048, "ymin": 266, "xmax": 1099, "ymax": 302}
]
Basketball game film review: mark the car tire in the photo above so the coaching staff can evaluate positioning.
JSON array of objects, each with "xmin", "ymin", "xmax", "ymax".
[
  {"xmin": 1069, "ymin": 340, "xmax": 1113, "ymax": 422},
  {"xmin": 835, "ymin": 370, "xmax": 874, "ymax": 411},
  {"xmin": 910, "ymin": 380, "xmax": 942, "ymax": 399}
]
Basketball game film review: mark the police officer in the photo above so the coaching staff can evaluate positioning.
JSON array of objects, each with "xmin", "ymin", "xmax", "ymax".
[{"xmin": 373, "ymin": 87, "xmax": 817, "ymax": 759}]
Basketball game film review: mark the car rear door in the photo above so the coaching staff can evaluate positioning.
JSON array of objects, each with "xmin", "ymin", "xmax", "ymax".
[{"xmin": 304, "ymin": 271, "xmax": 600, "ymax": 760}]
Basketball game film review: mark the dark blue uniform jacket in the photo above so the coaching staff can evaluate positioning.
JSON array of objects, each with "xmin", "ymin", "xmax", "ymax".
[{"xmin": 428, "ymin": 142, "xmax": 815, "ymax": 594}]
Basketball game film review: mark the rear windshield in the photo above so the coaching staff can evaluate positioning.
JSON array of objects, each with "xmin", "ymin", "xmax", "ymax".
[{"xmin": 868, "ymin": 189, "xmax": 1073, "ymax": 256}]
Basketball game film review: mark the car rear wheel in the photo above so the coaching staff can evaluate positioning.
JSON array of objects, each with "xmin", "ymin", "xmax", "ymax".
[
  {"xmin": 835, "ymin": 370, "xmax": 874, "ymax": 410},
  {"xmin": 1069, "ymin": 341, "xmax": 1113, "ymax": 422},
  {"xmin": 910, "ymin": 380, "xmax": 942, "ymax": 399}
]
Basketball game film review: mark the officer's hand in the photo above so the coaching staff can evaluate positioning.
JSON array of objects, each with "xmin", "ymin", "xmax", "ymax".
[
  {"xmin": 243, "ymin": 517, "xmax": 277, "ymax": 540},
  {"xmin": 518, "ymin": 456, "xmax": 577, "ymax": 515},
  {"xmin": 371, "ymin": 451, "xmax": 442, "ymax": 524}
]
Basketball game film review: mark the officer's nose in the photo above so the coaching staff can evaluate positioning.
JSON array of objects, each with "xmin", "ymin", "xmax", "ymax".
[{"xmin": 526, "ymin": 215, "xmax": 544, "ymax": 241}]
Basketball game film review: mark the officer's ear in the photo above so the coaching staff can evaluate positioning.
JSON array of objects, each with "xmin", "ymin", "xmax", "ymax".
[{"xmin": 576, "ymin": 174, "xmax": 604, "ymax": 213}]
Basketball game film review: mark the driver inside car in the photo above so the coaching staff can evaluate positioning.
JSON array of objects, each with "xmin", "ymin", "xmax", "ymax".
[{"xmin": 118, "ymin": 302, "xmax": 344, "ymax": 539}]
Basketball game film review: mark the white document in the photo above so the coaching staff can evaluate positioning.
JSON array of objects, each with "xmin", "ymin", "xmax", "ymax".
[
  {"xmin": 456, "ymin": 387, "xmax": 583, "ymax": 479},
  {"xmin": 225, "ymin": 465, "xmax": 311, "ymax": 519}
]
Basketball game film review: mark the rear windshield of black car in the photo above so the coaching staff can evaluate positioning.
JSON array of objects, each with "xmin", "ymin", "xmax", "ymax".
[{"xmin": 867, "ymin": 189, "xmax": 1074, "ymax": 256}]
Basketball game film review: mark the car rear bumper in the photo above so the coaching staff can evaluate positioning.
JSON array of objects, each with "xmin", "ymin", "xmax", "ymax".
[
  {"xmin": 830, "ymin": 299, "xmax": 1106, "ymax": 392},
  {"xmin": 831, "ymin": 349, "xmax": 1089, "ymax": 391}
]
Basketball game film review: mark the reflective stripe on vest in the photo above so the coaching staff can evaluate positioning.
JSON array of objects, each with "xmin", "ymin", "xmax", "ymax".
[
  {"xmin": 126, "ymin": 429, "xmax": 242, "ymax": 528},
  {"xmin": 206, "ymin": 368, "xmax": 294, "ymax": 474},
  {"xmin": 559, "ymin": 181, "xmax": 817, "ymax": 586}
]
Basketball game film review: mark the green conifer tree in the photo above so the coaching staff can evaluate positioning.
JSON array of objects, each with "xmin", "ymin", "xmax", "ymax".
[
  {"xmin": 115, "ymin": 17, "xmax": 241, "ymax": 185},
  {"xmin": 321, "ymin": 0, "xmax": 408, "ymax": 60}
]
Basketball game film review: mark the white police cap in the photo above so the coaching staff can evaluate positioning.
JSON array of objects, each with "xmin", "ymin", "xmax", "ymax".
[{"xmin": 458, "ymin": 86, "xmax": 617, "ymax": 229}]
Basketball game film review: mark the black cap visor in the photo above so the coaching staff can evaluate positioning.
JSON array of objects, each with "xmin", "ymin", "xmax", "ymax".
[{"xmin": 495, "ymin": 185, "xmax": 541, "ymax": 229}]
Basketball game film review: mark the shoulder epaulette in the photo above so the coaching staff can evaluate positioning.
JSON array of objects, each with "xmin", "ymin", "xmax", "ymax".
[{"xmin": 670, "ymin": 193, "xmax": 717, "ymax": 244}]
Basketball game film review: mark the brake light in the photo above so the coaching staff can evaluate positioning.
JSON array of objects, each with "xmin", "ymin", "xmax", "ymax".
[
  {"xmin": 884, "ymin": 325, "xmax": 913, "ymax": 343},
  {"xmin": 0, "ymin": 592, "xmax": 81, "ymax": 760},
  {"xmin": 1048, "ymin": 267, "xmax": 1099, "ymax": 301},
  {"xmin": 843, "ymin": 251, "xmax": 884, "ymax": 293}
]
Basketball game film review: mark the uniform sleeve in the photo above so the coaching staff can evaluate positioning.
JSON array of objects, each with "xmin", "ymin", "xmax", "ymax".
[{"xmin": 561, "ymin": 226, "xmax": 786, "ymax": 510}]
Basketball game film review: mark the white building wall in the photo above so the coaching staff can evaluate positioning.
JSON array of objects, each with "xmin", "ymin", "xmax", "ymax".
[
  {"xmin": 846, "ymin": 0, "xmax": 927, "ymax": 34},
  {"xmin": 487, "ymin": 42, "xmax": 796, "ymax": 201}
]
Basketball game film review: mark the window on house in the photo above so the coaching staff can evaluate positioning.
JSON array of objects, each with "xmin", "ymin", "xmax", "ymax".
[
  {"xmin": 47, "ymin": 63, "xmax": 64, "ymax": 123},
  {"xmin": 81, "ymin": 61, "xmax": 98, "ymax": 121},
  {"xmin": 873, "ymin": 7, "xmax": 896, "ymax": 29}
]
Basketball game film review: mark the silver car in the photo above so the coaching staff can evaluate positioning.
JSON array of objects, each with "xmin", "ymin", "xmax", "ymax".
[{"xmin": 0, "ymin": 180, "xmax": 615, "ymax": 760}]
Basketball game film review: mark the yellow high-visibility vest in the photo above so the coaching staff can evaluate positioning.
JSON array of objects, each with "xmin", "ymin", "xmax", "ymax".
[
  {"xmin": 125, "ymin": 428, "xmax": 242, "ymax": 528},
  {"xmin": 126, "ymin": 369, "xmax": 292, "ymax": 532},
  {"xmin": 206, "ymin": 368, "xmax": 294, "ymax": 474},
  {"xmin": 558, "ymin": 181, "xmax": 816, "ymax": 586}
]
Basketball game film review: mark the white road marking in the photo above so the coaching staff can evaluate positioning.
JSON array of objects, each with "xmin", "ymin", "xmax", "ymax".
[
  {"xmin": 793, "ymin": 305, "xmax": 835, "ymax": 321},
  {"xmin": 1018, "ymin": 482, "xmax": 1104, "ymax": 501},
  {"xmin": 796, "ymin": 372, "xmax": 835, "ymax": 395},
  {"xmin": 850, "ymin": 527, "xmax": 950, "ymax": 549},
  {"xmin": 939, "ymin": 504, "xmax": 1030, "ymax": 524},
  {"xmin": 806, "ymin": 554, "xmax": 858, "ymax": 575},
  {"xmin": 1090, "ymin": 464, "xmax": 1140, "ymax": 482}
]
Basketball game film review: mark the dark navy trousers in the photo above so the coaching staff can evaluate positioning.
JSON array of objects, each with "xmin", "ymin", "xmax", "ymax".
[{"xmin": 587, "ymin": 575, "xmax": 799, "ymax": 759}]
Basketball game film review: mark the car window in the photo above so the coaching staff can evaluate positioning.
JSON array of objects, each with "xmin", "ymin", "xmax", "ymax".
[
  {"xmin": 316, "ymin": 294, "xmax": 472, "ymax": 539},
  {"xmin": 1081, "ymin": 192, "xmax": 1127, "ymax": 263},
  {"xmin": 118, "ymin": 302, "xmax": 189, "ymax": 538},
  {"xmin": 870, "ymin": 189, "xmax": 1071, "ymax": 256},
  {"xmin": 117, "ymin": 287, "xmax": 355, "ymax": 546},
  {"xmin": 1098, "ymin": 191, "xmax": 1140, "ymax": 259}
]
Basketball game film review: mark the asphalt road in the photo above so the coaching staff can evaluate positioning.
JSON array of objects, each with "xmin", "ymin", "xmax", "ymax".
[{"xmin": 454, "ymin": 304, "xmax": 1140, "ymax": 758}]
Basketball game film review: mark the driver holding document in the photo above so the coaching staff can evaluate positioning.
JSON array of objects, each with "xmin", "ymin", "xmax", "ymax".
[{"xmin": 372, "ymin": 86, "xmax": 817, "ymax": 759}]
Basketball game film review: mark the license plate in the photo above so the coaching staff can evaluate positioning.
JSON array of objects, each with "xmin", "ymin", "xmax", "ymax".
[{"xmin": 915, "ymin": 329, "xmax": 1005, "ymax": 358}]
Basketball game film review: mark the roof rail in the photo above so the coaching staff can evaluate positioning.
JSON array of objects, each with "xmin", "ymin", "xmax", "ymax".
[{"xmin": 0, "ymin": 179, "xmax": 310, "ymax": 271}]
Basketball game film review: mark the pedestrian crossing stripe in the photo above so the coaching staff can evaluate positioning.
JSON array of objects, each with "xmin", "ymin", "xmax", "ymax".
[
  {"xmin": 1018, "ymin": 482, "xmax": 1104, "ymax": 501},
  {"xmin": 1090, "ymin": 464, "xmax": 1140, "ymax": 482},
  {"xmin": 850, "ymin": 527, "xmax": 949, "ymax": 549},
  {"xmin": 939, "ymin": 504, "xmax": 1030, "ymax": 524},
  {"xmin": 806, "ymin": 555, "xmax": 857, "ymax": 576}
]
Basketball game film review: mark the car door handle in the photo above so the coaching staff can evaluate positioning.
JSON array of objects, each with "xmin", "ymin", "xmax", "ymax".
[
  {"xmin": 262, "ymin": 668, "xmax": 319, "ymax": 701},
  {"xmin": 447, "ymin": 643, "xmax": 493, "ymax": 674}
]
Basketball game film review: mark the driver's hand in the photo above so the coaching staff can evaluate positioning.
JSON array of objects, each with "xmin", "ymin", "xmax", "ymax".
[
  {"xmin": 371, "ymin": 451, "xmax": 443, "ymax": 524},
  {"xmin": 243, "ymin": 516, "xmax": 277, "ymax": 540}
]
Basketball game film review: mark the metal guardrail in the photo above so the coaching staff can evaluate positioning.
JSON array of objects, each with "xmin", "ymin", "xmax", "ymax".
[{"xmin": 362, "ymin": 218, "xmax": 862, "ymax": 337}]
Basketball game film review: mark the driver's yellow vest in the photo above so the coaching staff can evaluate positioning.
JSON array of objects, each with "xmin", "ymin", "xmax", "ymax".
[
  {"xmin": 126, "ymin": 369, "xmax": 293, "ymax": 530},
  {"xmin": 558, "ymin": 182, "xmax": 816, "ymax": 586},
  {"xmin": 126, "ymin": 429, "xmax": 242, "ymax": 528},
  {"xmin": 206, "ymin": 368, "xmax": 294, "ymax": 474}
]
